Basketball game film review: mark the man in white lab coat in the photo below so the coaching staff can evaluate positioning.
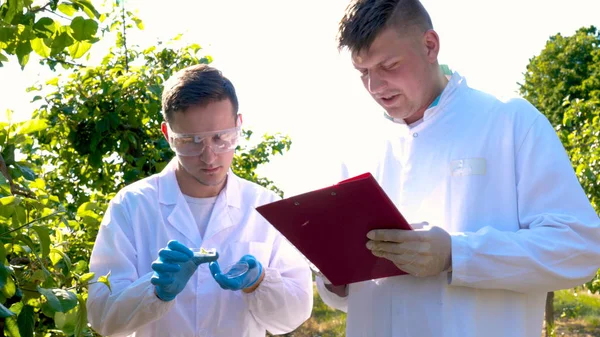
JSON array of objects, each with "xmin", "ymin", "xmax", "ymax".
[
  {"xmin": 87, "ymin": 64, "xmax": 313, "ymax": 337},
  {"xmin": 316, "ymin": 1, "xmax": 600, "ymax": 336}
]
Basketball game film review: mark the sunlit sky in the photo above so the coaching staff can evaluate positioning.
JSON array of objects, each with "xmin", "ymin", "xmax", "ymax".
[{"xmin": 1, "ymin": 0, "xmax": 599, "ymax": 196}]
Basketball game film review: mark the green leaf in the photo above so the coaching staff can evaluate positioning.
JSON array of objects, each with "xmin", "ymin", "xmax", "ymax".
[
  {"xmin": 16, "ymin": 305, "xmax": 33, "ymax": 337},
  {"xmin": 70, "ymin": 16, "xmax": 98, "ymax": 41},
  {"xmin": 5, "ymin": 0, "xmax": 24, "ymax": 24},
  {"xmin": 0, "ymin": 51, "xmax": 8, "ymax": 62},
  {"xmin": 0, "ymin": 26, "xmax": 18, "ymax": 43},
  {"xmin": 31, "ymin": 269, "xmax": 47, "ymax": 283},
  {"xmin": 74, "ymin": 294, "xmax": 87, "ymax": 337},
  {"xmin": 2, "ymin": 274, "xmax": 16, "ymax": 298},
  {"xmin": 14, "ymin": 118, "xmax": 47, "ymax": 135},
  {"xmin": 14, "ymin": 164, "xmax": 35, "ymax": 181},
  {"xmin": 98, "ymin": 271, "xmax": 111, "ymax": 292},
  {"xmin": 132, "ymin": 17, "xmax": 144, "ymax": 30},
  {"xmin": 0, "ymin": 302, "xmax": 15, "ymax": 318},
  {"xmin": 4, "ymin": 302, "xmax": 23, "ymax": 337},
  {"xmin": 31, "ymin": 38, "xmax": 51, "ymax": 58},
  {"xmin": 37, "ymin": 287, "xmax": 78, "ymax": 313},
  {"xmin": 0, "ymin": 174, "xmax": 11, "ymax": 195},
  {"xmin": 46, "ymin": 77, "xmax": 59, "ymax": 86},
  {"xmin": 58, "ymin": 3, "xmax": 77, "ymax": 16},
  {"xmin": 0, "ymin": 243, "xmax": 5, "ymax": 263},
  {"xmin": 122, "ymin": 75, "xmax": 138, "ymax": 89},
  {"xmin": 72, "ymin": 0, "xmax": 100, "ymax": 19},
  {"xmin": 54, "ymin": 308, "xmax": 77, "ymax": 335},
  {"xmin": 16, "ymin": 235, "xmax": 36, "ymax": 255},
  {"xmin": 33, "ymin": 17, "xmax": 57, "ymax": 38},
  {"xmin": 76, "ymin": 201, "xmax": 100, "ymax": 215},
  {"xmin": 0, "ymin": 264, "xmax": 13, "ymax": 288},
  {"xmin": 16, "ymin": 41, "xmax": 32, "ymax": 68},
  {"xmin": 68, "ymin": 40, "xmax": 92, "ymax": 59},
  {"xmin": 79, "ymin": 272, "xmax": 94, "ymax": 284},
  {"xmin": 32, "ymin": 226, "xmax": 50, "ymax": 258},
  {"xmin": 13, "ymin": 205, "xmax": 26, "ymax": 225},
  {"xmin": 0, "ymin": 196, "xmax": 17, "ymax": 206},
  {"xmin": 49, "ymin": 248, "xmax": 71, "ymax": 271},
  {"xmin": 50, "ymin": 31, "xmax": 74, "ymax": 56}
]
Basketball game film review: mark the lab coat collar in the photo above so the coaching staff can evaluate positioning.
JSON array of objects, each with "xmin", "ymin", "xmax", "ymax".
[
  {"xmin": 157, "ymin": 158, "xmax": 242, "ymax": 210},
  {"xmin": 383, "ymin": 72, "xmax": 467, "ymax": 126},
  {"xmin": 157, "ymin": 158, "xmax": 242, "ymax": 246}
]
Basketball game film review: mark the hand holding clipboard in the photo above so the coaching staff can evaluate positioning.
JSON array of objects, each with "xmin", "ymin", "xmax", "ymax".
[{"xmin": 256, "ymin": 173, "xmax": 413, "ymax": 286}]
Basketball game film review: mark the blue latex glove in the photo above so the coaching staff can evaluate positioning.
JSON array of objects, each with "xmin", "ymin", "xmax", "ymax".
[
  {"xmin": 209, "ymin": 254, "xmax": 263, "ymax": 291},
  {"xmin": 151, "ymin": 240, "xmax": 218, "ymax": 301}
]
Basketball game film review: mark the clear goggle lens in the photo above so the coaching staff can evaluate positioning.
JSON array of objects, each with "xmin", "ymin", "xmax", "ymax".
[{"xmin": 168, "ymin": 125, "xmax": 241, "ymax": 156}]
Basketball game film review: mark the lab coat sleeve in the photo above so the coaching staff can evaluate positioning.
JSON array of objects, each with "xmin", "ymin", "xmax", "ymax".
[
  {"xmin": 87, "ymin": 198, "xmax": 175, "ymax": 336},
  {"xmin": 242, "ymin": 233, "xmax": 313, "ymax": 335},
  {"xmin": 450, "ymin": 114, "xmax": 600, "ymax": 293},
  {"xmin": 315, "ymin": 276, "xmax": 348, "ymax": 313}
]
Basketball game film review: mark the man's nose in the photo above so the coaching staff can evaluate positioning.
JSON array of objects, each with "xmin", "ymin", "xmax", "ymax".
[
  {"xmin": 367, "ymin": 70, "xmax": 387, "ymax": 95},
  {"xmin": 200, "ymin": 145, "xmax": 217, "ymax": 164}
]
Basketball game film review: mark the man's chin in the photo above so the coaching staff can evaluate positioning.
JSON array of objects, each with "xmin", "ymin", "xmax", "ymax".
[{"xmin": 195, "ymin": 173, "xmax": 227, "ymax": 187}]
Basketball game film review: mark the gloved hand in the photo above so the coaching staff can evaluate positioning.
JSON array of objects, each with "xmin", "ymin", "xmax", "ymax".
[
  {"xmin": 209, "ymin": 254, "xmax": 263, "ymax": 291},
  {"xmin": 366, "ymin": 222, "xmax": 452, "ymax": 277},
  {"xmin": 151, "ymin": 240, "xmax": 218, "ymax": 301}
]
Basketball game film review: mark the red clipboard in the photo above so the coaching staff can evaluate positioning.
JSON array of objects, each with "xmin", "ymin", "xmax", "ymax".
[{"xmin": 256, "ymin": 173, "xmax": 412, "ymax": 286}]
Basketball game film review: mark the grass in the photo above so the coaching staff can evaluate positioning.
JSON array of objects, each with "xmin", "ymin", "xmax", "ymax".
[
  {"xmin": 269, "ymin": 282, "xmax": 346, "ymax": 337},
  {"xmin": 550, "ymin": 289, "xmax": 600, "ymax": 337},
  {"xmin": 271, "ymin": 286, "xmax": 600, "ymax": 337}
]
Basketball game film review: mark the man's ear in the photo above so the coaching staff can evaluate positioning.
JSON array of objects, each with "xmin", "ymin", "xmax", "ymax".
[
  {"xmin": 423, "ymin": 29, "xmax": 441, "ymax": 63},
  {"xmin": 237, "ymin": 113, "xmax": 243, "ymax": 126},
  {"xmin": 161, "ymin": 122, "xmax": 169, "ymax": 141}
]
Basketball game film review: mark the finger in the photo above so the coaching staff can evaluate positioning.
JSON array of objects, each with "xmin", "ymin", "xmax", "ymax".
[
  {"xmin": 151, "ymin": 262, "xmax": 181, "ymax": 273},
  {"xmin": 239, "ymin": 255, "xmax": 257, "ymax": 269},
  {"xmin": 409, "ymin": 221, "xmax": 429, "ymax": 230},
  {"xmin": 159, "ymin": 249, "xmax": 190, "ymax": 263},
  {"xmin": 151, "ymin": 275, "xmax": 174, "ymax": 286},
  {"xmin": 371, "ymin": 250, "xmax": 421, "ymax": 266},
  {"xmin": 167, "ymin": 240, "xmax": 193, "ymax": 258},
  {"xmin": 366, "ymin": 241, "xmax": 427, "ymax": 254},
  {"xmin": 366, "ymin": 229, "xmax": 426, "ymax": 243},
  {"xmin": 390, "ymin": 253, "xmax": 428, "ymax": 266},
  {"xmin": 214, "ymin": 273, "xmax": 233, "ymax": 290},
  {"xmin": 209, "ymin": 261, "xmax": 222, "ymax": 275}
]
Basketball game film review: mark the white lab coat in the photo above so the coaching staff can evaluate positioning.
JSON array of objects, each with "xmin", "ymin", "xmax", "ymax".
[
  {"xmin": 316, "ymin": 73, "xmax": 600, "ymax": 337},
  {"xmin": 87, "ymin": 161, "xmax": 313, "ymax": 337}
]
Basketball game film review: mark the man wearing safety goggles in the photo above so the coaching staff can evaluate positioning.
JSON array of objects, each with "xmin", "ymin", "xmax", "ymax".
[{"xmin": 87, "ymin": 64, "xmax": 313, "ymax": 337}]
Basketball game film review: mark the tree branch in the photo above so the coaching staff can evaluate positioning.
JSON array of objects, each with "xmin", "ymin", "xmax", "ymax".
[
  {"xmin": 121, "ymin": 1, "xmax": 129, "ymax": 72},
  {"xmin": 0, "ymin": 153, "xmax": 10, "ymax": 186},
  {"xmin": 30, "ymin": 2, "xmax": 52, "ymax": 14},
  {"xmin": 42, "ymin": 8, "xmax": 71, "ymax": 21},
  {"xmin": 46, "ymin": 58, "xmax": 86, "ymax": 68},
  {"xmin": 0, "ymin": 211, "xmax": 66, "ymax": 237}
]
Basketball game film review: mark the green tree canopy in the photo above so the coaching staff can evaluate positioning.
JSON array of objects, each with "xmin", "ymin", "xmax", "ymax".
[
  {"xmin": 519, "ymin": 26, "xmax": 600, "ymax": 293},
  {"xmin": 1, "ymin": 4, "xmax": 292, "ymax": 336},
  {"xmin": 0, "ymin": 0, "xmax": 104, "ymax": 68}
]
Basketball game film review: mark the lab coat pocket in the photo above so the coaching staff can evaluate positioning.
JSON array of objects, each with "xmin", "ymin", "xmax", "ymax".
[{"xmin": 450, "ymin": 158, "xmax": 486, "ymax": 177}]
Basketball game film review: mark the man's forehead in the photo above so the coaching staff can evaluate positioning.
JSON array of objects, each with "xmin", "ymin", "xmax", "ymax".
[
  {"xmin": 352, "ymin": 32, "xmax": 416, "ymax": 68},
  {"xmin": 351, "ymin": 46, "xmax": 391, "ymax": 68}
]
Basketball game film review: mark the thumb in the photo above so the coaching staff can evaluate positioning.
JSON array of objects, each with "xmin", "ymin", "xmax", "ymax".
[
  {"xmin": 411, "ymin": 221, "xmax": 430, "ymax": 230},
  {"xmin": 209, "ymin": 261, "xmax": 222, "ymax": 276}
]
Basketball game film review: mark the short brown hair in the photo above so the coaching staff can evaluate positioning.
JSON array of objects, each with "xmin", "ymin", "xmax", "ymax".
[
  {"xmin": 161, "ymin": 64, "xmax": 239, "ymax": 124},
  {"xmin": 338, "ymin": 0, "xmax": 433, "ymax": 53}
]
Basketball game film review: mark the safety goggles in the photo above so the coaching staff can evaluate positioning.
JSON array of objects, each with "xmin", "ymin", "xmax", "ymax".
[{"xmin": 167, "ymin": 124, "xmax": 241, "ymax": 156}]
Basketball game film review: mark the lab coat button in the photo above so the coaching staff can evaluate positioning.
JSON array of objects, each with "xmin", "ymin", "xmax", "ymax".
[{"xmin": 413, "ymin": 133, "xmax": 418, "ymax": 138}]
